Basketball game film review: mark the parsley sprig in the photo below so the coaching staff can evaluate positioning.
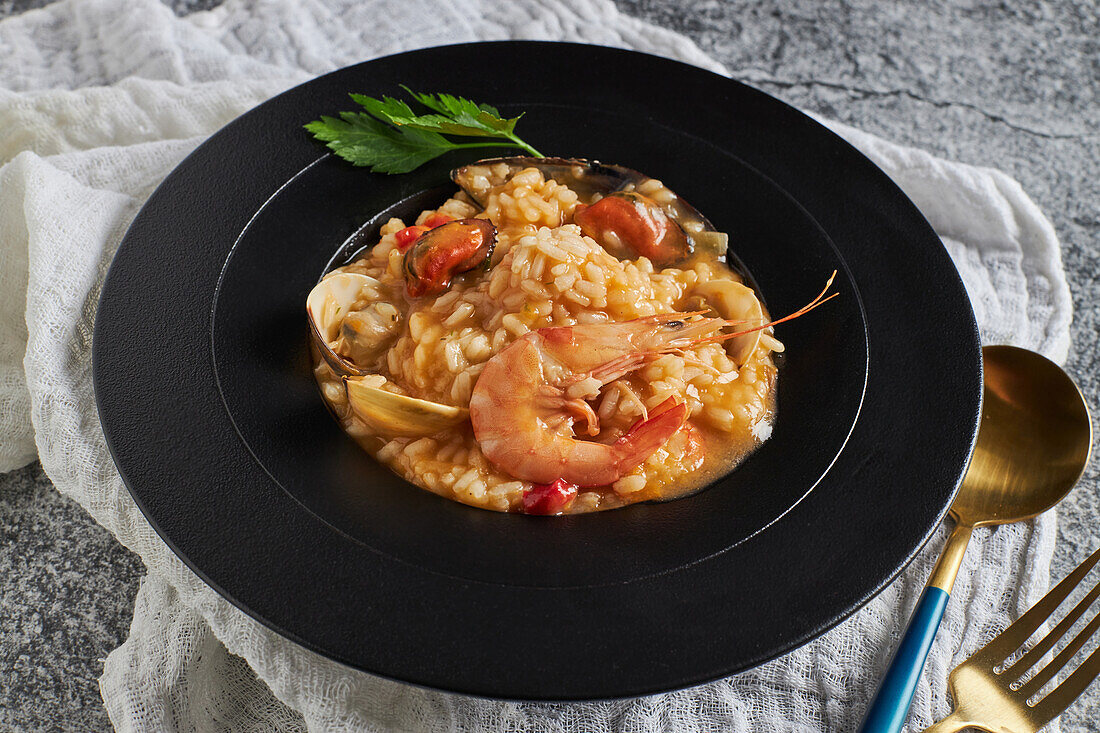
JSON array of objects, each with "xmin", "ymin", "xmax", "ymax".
[{"xmin": 304, "ymin": 86, "xmax": 544, "ymax": 174}]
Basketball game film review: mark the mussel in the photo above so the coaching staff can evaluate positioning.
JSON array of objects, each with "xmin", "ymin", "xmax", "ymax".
[
  {"xmin": 451, "ymin": 156, "xmax": 728, "ymax": 264},
  {"xmin": 574, "ymin": 191, "xmax": 690, "ymax": 266},
  {"xmin": 403, "ymin": 218, "xmax": 496, "ymax": 298}
]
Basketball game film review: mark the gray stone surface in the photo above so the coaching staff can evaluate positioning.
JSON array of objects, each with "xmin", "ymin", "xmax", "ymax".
[
  {"xmin": 1, "ymin": 0, "xmax": 1097, "ymax": 730},
  {"xmin": 0, "ymin": 463, "xmax": 144, "ymax": 732}
]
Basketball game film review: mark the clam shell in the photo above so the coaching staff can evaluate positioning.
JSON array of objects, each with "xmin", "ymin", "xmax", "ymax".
[
  {"xmin": 306, "ymin": 272, "xmax": 382, "ymax": 377},
  {"xmin": 695, "ymin": 279, "xmax": 766, "ymax": 366},
  {"xmin": 345, "ymin": 378, "xmax": 469, "ymax": 437}
]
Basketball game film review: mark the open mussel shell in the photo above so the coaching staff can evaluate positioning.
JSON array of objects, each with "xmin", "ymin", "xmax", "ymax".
[
  {"xmin": 345, "ymin": 378, "xmax": 469, "ymax": 437},
  {"xmin": 403, "ymin": 218, "xmax": 496, "ymax": 298},
  {"xmin": 451, "ymin": 156, "xmax": 728, "ymax": 260},
  {"xmin": 694, "ymin": 279, "xmax": 767, "ymax": 366},
  {"xmin": 306, "ymin": 271, "xmax": 380, "ymax": 378}
]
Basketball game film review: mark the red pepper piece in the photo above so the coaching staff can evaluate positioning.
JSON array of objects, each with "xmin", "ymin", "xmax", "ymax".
[
  {"xmin": 423, "ymin": 212, "xmax": 454, "ymax": 228},
  {"xmin": 522, "ymin": 478, "xmax": 578, "ymax": 515},
  {"xmin": 395, "ymin": 225, "xmax": 430, "ymax": 252}
]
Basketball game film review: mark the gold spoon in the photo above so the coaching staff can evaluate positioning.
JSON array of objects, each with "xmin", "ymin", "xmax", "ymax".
[{"xmin": 858, "ymin": 344, "xmax": 1093, "ymax": 733}]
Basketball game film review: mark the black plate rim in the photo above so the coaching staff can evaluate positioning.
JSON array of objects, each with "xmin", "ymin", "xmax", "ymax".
[{"xmin": 92, "ymin": 40, "xmax": 982, "ymax": 700}]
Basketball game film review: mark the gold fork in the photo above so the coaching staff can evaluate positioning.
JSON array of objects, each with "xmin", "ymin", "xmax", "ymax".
[{"xmin": 923, "ymin": 544, "xmax": 1100, "ymax": 732}]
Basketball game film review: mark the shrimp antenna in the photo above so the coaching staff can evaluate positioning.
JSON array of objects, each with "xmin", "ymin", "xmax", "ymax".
[{"xmin": 697, "ymin": 270, "xmax": 839, "ymax": 346}]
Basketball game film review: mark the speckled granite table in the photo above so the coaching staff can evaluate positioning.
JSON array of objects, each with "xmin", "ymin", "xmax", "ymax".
[{"xmin": 2, "ymin": 0, "xmax": 1097, "ymax": 730}]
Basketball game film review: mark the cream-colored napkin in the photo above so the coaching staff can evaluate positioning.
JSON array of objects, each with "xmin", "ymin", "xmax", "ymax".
[{"xmin": 0, "ymin": 0, "xmax": 1070, "ymax": 729}]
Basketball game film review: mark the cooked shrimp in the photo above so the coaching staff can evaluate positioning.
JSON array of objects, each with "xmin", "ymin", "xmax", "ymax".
[{"xmin": 469, "ymin": 274, "xmax": 837, "ymax": 487}]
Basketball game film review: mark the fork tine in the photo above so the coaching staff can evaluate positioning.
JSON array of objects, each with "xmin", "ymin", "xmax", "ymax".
[
  {"xmin": 1005, "ymin": 578, "xmax": 1100, "ymax": 683},
  {"xmin": 1029, "ymin": 639, "xmax": 1100, "ymax": 724},
  {"xmin": 1018, "ymin": 603, "xmax": 1100, "ymax": 698},
  {"xmin": 976, "ymin": 545, "xmax": 1100, "ymax": 666}
]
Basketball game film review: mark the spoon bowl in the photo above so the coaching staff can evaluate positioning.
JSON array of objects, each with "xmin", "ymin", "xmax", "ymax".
[
  {"xmin": 954, "ymin": 345, "xmax": 1092, "ymax": 527},
  {"xmin": 859, "ymin": 345, "xmax": 1092, "ymax": 733}
]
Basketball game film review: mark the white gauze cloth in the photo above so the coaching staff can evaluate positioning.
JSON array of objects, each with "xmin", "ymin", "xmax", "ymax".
[{"xmin": 0, "ymin": 0, "xmax": 1072, "ymax": 730}]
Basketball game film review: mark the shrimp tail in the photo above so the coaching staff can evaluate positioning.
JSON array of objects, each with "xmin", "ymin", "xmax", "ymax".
[{"xmin": 610, "ymin": 397, "xmax": 689, "ymax": 474}]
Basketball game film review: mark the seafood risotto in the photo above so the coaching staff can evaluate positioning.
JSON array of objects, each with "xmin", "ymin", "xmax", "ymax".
[{"xmin": 308, "ymin": 157, "xmax": 833, "ymax": 514}]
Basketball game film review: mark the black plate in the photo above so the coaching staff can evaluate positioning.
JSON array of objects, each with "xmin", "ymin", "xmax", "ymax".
[{"xmin": 93, "ymin": 42, "xmax": 981, "ymax": 700}]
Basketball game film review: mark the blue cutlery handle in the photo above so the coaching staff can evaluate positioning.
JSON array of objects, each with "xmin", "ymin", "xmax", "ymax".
[{"xmin": 857, "ymin": 586, "xmax": 951, "ymax": 733}]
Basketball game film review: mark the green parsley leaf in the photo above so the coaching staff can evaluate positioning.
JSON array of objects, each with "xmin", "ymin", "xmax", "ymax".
[
  {"xmin": 305, "ymin": 88, "xmax": 543, "ymax": 173},
  {"xmin": 357, "ymin": 89, "xmax": 524, "ymax": 141},
  {"xmin": 303, "ymin": 112, "xmax": 455, "ymax": 174},
  {"xmin": 390, "ymin": 87, "xmax": 519, "ymax": 138},
  {"xmin": 349, "ymin": 94, "xmax": 417, "ymax": 123},
  {"xmin": 399, "ymin": 86, "xmax": 502, "ymax": 119}
]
